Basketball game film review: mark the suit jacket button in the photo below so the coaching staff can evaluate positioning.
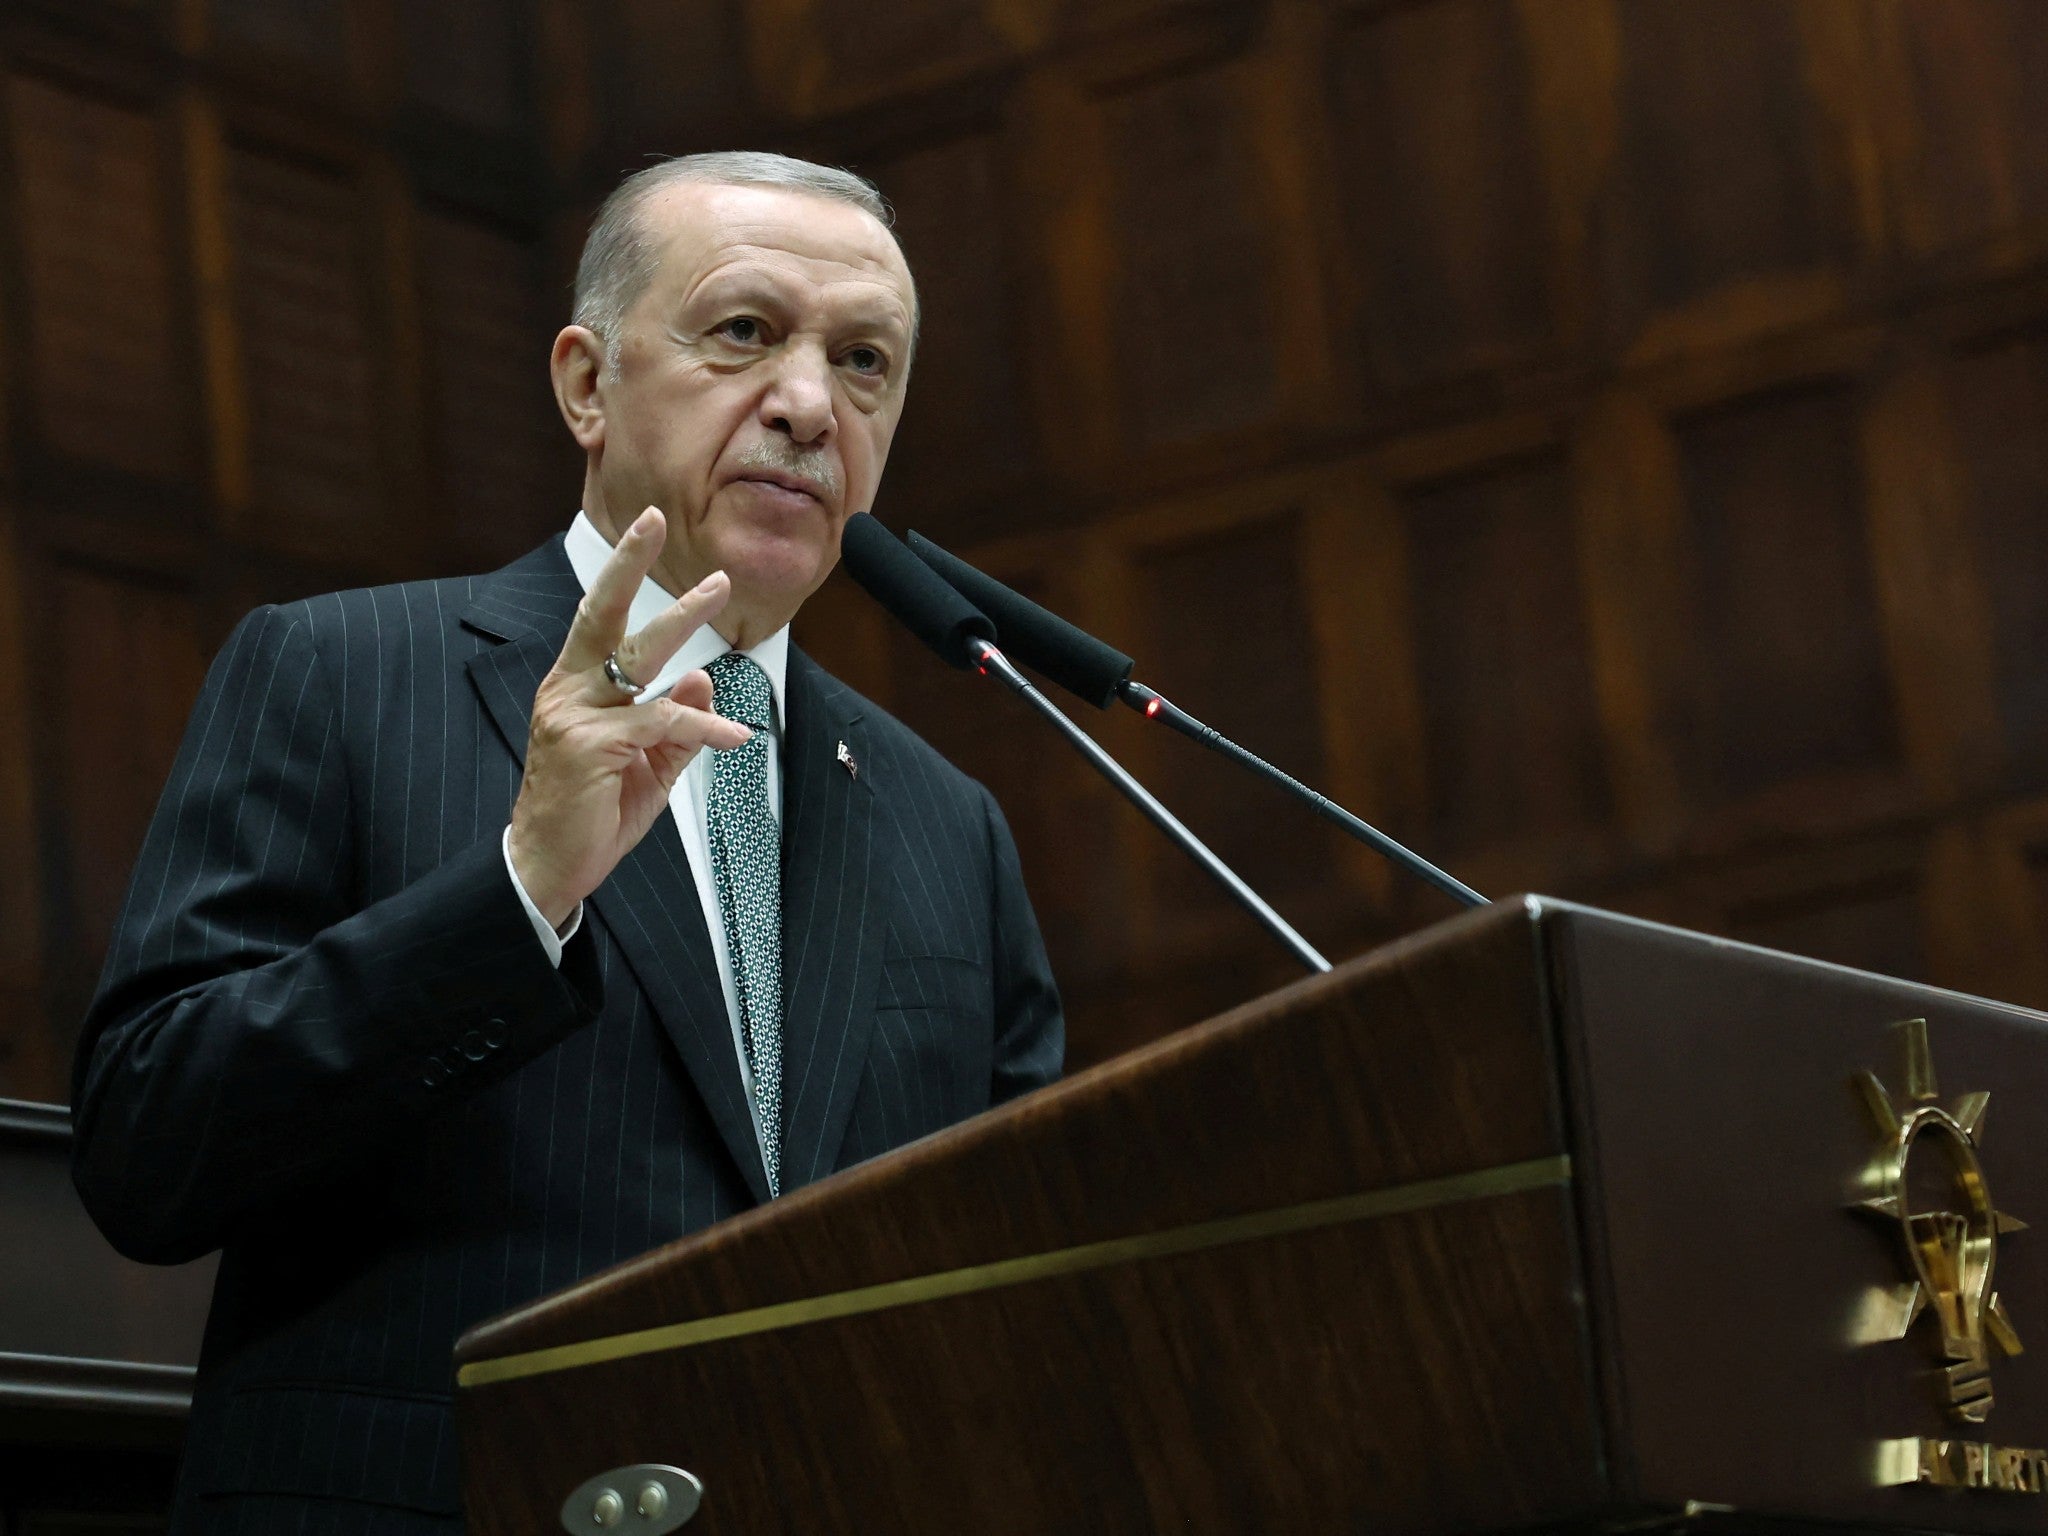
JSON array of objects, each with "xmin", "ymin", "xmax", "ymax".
[
  {"xmin": 484, "ymin": 1018, "xmax": 508, "ymax": 1050},
  {"xmin": 461, "ymin": 1029, "xmax": 488, "ymax": 1062}
]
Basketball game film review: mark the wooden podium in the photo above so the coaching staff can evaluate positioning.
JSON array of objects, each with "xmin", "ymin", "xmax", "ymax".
[{"xmin": 453, "ymin": 897, "xmax": 2048, "ymax": 1534}]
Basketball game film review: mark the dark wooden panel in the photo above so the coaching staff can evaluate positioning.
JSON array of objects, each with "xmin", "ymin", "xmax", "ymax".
[
  {"xmin": 1608, "ymin": 0, "xmax": 1851, "ymax": 323},
  {"xmin": 1945, "ymin": 330, "xmax": 2048, "ymax": 785},
  {"xmin": 227, "ymin": 143, "xmax": 382, "ymax": 550},
  {"xmin": 871, "ymin": 137, "xmax": 1034, "ymax": 542},
  {"xmin": 1896, "ymin": 0, "xmax": 2048, "ymax": 252},
  {"xmin": 415, "ymin": 207, "xmax": 568, "ymax": 570},
  {"xmin": 402, "ymin": 0, "xmax": 524, "ymax": 131},
  {"xmin": 6, "ymin": 75, "xmax": 189, "ymax": 482},
  {"xmin": 1046, "ymin": 0, "xmax": 1202, "ymax": 38},
  {"xmin": 58, "ymin": 0, "xmax": 167, "ymax": 20},
  {"xmin": 1136, "ymin": 513, "xmax": 1331, "ymax": 904},
  {"xmin": 1330, "ymin": 0, "xmax": 1551, "ymax": 385},
  {"xmin": 1101, "ymin": 60, "xmax": 1279, "ymax": 446},
  {"xmin": 1401, "ymin": 455, "xmax": 1610, "ymax": 856},
  {"xmin": 2024, "ymin": 841, "xmax": 2048, "ymax": 988},
  {"xmin": 1726, "ymin": 874, "xmax": 1927, "ymax": 982},
  {"xmin": 40, "ymin": 563, "xmax": 207, "ymax": 1066},
  {"xmin": 803, "ymin": 0, "xmax": 1010, "ymax": 102},
  {"xmin": 608, "ymin": 0, "xmax": 748, "ymax": 141},
  {"xmin": 210, "ymin": 0, "xmax": 348, "ymax": 70},
  {"xmin": 1674, "ymin": 384, "xmax": 1897, "ymax": 808},
  {"xmin": 0, "ymin": 513, "xmax": 44, "ymax": 1104}
]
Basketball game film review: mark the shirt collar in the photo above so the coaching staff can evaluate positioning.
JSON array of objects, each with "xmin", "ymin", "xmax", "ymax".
[{"xmin": 563, "ymin": 511, "xmax": 790, "ymax": 728}]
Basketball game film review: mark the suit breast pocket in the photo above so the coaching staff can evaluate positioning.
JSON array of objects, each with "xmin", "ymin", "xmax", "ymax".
[
  {"xmin": 869, "ymin": 951, "xmax": 994, "ymax": 1130},
  {"xmin": 876, "ymin": 950, "xmax": 989, "ymax": 1017}
]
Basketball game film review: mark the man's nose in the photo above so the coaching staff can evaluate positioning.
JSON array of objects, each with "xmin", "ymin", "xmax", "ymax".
[{"xmin": 761, "ymin": 343, "xmax": 835, "ymax": 445}]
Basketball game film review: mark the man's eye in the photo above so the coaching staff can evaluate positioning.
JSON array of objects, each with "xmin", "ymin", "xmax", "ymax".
[
  {"xmin": 721, "ymin": 317, "xmax": 762, "ymax": 343},
  {"xmin": 846, "ymin": 346, "xmax": 884, "ymax": 375}
]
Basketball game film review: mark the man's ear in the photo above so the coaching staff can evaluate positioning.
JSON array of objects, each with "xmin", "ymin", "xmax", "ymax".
[{"xmin": 551, "ymin": 325, "xmax": 608, "ymax": 449}]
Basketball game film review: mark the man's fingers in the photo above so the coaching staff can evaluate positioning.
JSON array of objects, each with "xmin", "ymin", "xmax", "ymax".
[
  {"xmin": 667, "ymin": 669, "xmax": 713, "ymax": 710},
  {"xmin": 646, "ymin": 739, "xmax": 694, "ymax": 795},
  {"xmin": 609, "ymin": 699, "xmax": 752, "ymax": 754},
  {"xmin": 559, "ymin": 507, "xmax": 666, "ymax": 673},
  {"xmin": 610, "ymin": 573, "xmax": 731, "ymax": 693}
]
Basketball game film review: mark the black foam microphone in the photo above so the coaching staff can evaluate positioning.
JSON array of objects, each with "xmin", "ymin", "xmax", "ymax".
[
  {"xmin": 904, "ymin": 528, "xmax": 1485, "ymax": 910},
  {"xmin": 906, "ymin": 532, "xmax": 1134, "ymax": 707},
  {"xmin": 840, "ymin": 513, "xmax": 996, "ymax": 668},
  {"xmin": 839, "ymin": 514, "xmax": 1330, "ymax": 975}
]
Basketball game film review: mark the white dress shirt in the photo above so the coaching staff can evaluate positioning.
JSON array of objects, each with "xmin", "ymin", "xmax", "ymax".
[{"xmin": 503, "ymin": 511, "xmax": 789, "ymax": 1140}]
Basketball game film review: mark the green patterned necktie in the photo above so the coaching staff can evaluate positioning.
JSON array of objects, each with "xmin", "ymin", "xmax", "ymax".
[{"xmin": 705, "ymin": 651, "xmax": 782, "ymax": 1196}]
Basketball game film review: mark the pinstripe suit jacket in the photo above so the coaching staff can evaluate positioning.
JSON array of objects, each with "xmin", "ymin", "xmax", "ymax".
[{"xmin": 70, "ymin": 536, "xmax": 1063, "ymax": 1533}]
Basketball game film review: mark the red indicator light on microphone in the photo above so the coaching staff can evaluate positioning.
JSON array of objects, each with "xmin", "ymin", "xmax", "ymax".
[{"xmin": 1145, "ymin": 698, "xmax": 1162, "ymax": 718}]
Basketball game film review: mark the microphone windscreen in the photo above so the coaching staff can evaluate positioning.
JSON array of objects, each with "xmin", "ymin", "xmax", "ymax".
[
  {"xmin": 907, "ymin": 532, "xmax": 1134, "ymax": 708},
  {"xmin": 839, "ymin": 513, "xmax": 996, "ymax": 669}
]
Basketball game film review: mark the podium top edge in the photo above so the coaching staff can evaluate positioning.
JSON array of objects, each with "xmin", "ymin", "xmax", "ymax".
[{"xmin": 1516, "ymin": 894, "xmax": 2048, "ymax": 1024}]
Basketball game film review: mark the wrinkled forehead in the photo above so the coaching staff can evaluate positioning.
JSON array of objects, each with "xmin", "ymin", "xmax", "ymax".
[{"xmin": 636, "ymin": 181, "xmax": 917, "ymax": 327}]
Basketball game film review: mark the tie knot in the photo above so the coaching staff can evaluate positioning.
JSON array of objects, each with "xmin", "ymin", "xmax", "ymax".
[{"xmin": 707, "ymin": 651, "xmax": 773, "ymax": 731}]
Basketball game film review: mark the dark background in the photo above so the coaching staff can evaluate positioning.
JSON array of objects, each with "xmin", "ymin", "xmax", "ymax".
[{"xmin": 2, "ymin": 0, "xmax": 2048, "ymax": 1099}]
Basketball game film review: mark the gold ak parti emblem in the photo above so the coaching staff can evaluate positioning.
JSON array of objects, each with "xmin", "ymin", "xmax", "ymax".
[{"xmin": 1853, "ymin": 1018, "xmax": 2026, "ymax": 1422}]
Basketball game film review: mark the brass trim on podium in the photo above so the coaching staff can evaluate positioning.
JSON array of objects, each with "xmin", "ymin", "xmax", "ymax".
[{"xmin": 458, "ymin": 1153, "xmax": 1572, "ymax": 1389}]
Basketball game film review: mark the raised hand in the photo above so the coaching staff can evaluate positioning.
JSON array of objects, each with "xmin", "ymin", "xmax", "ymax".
[{"xmin": 507, "ymin": 508, "xmax": 751, "ymax": 927}]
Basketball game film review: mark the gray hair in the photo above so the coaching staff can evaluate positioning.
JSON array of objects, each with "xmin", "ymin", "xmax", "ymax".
[{"xmin": 571, "ymin": 151, "xmax": 913, "ymax": 366}]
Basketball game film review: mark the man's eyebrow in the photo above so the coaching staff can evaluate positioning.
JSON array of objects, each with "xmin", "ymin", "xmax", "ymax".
[
  {"xmin": 681, "ymin": 268, "xmax": 911, "ymax": 337},
  {"xmin": 683, "ymin": 272, "xmax": 799, "ymax": 311},
  {"xmin": 834, "ymin": 307, "xmax": 910, "ymax": 340}
]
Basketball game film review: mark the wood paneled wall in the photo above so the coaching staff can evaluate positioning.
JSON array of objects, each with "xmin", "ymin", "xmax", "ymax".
[
  {"xmin": 5, "ymin": 0, "xmax": 2048, "ymax": 1100},
  {"xmin": 0, "ymin": 0, "xmax": 575, "ymax": 1102}
]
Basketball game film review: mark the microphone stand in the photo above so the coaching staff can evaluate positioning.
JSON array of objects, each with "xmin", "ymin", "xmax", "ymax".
[
  {"xmin": 1119, "ymin": 682, "xmax": 1486, "ymax": 911},
  {"xmin": 902, "ymin": 527, "xmax": 1483, "ymax": 912},
  {"xmin": 972, "ymin": 641, "xmax": 1332, "ymax": 976}
]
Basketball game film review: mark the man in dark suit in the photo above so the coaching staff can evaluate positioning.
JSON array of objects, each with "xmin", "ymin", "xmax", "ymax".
[{"xmin": 70, "ymin": 151, "xmax": 1062, "ymax": 1535}]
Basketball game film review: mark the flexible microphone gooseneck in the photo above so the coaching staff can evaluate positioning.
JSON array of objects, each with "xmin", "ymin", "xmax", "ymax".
[
  {"xmin": 904, "ymin": 529, "xmax": 1486, "ymax": 911},
  {"xmin": 840, "ymin": 514, "xmax": 1331, "ymax": 976}
]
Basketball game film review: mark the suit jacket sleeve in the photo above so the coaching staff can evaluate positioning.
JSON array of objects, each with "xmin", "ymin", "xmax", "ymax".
[
  {"xmin": 981, "ymin": 785, "xmax": 1063, "ymax": 1103},
  {"xmin": 71, "ymin": 603, "xmax": 602, "ymax": 1265}
]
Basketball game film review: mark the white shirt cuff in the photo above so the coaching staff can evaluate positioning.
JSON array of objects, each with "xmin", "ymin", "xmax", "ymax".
[{"xmin": 503, "ymin": 826, "xmax": 583, "ymax": 967}]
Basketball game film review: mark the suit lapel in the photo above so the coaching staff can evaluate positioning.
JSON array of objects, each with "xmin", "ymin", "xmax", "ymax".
[
  {"xmin": 586, "ymin": 827, "xmax": 772, "ymax": 1206},
  {"xmin": 460, "ymin": 543, "xmax": 772, "ymax": 1206},
  {"xmin": 775, "ymin": 647, "xmax": 888, "ymax": 1192}
]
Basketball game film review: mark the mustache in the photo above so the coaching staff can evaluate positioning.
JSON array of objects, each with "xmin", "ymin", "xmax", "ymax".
[{"xmin": 732, "ymin": 440, "xmax": 842, "ymax": 501}]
